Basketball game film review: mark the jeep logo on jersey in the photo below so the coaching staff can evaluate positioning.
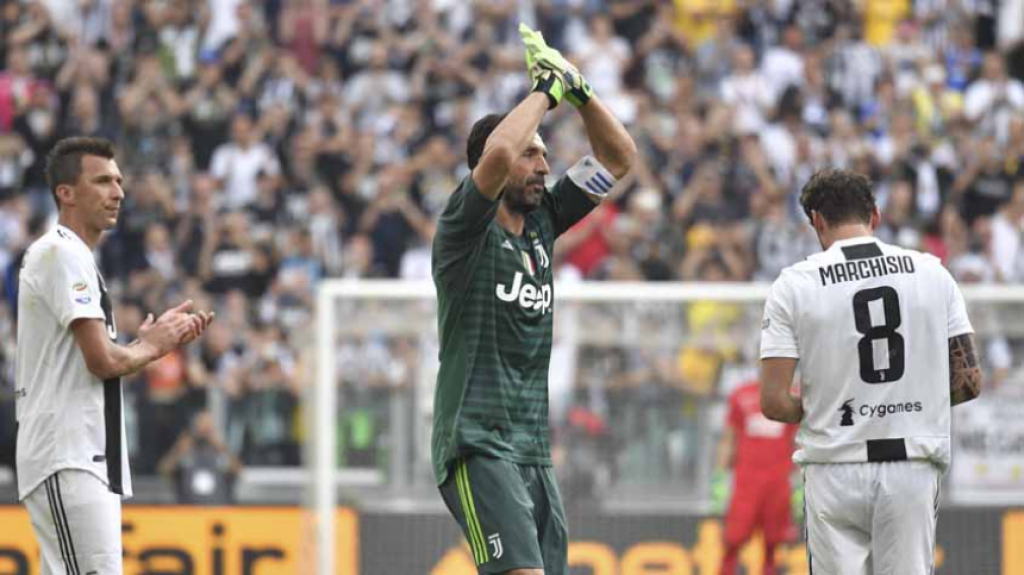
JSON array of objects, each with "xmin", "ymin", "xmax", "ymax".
[{"xmin": 496, "ymin": 271, "xmax": 552, "ymax": 314}]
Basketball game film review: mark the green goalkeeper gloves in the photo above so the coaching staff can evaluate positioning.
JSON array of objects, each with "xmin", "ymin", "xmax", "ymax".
[
  {"xmin": 708, "ymin": 469, "xmax": 732, "ymax": 516},
  {"xmin": 531, "ymin": 68, "xmax": 565, "ymax": 110},
  {"xmin": 519, "ymin": 23, "xmax": 594, "ymax": 108},
  {"xmin": 791, "ymin": 481, "xmax": 805, "ymax": 524}
]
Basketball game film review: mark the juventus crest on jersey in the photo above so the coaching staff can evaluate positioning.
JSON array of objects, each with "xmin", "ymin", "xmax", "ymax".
[{"xmin": 760, "ymin": 237, "xmax": 973, "ymax": 471}]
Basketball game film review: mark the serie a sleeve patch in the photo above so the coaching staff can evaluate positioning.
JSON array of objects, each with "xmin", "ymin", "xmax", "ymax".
[{"xmin": 566, "ymin": 155, "xmax": 617, "ymax": 203}]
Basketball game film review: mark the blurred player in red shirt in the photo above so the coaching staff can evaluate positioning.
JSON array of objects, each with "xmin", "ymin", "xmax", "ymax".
[{"xmin": 715, "ymin": 380, "xmax": 798, "ymax": 575}]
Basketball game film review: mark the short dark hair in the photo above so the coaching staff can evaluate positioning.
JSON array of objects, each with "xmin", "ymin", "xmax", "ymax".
[
  {"xmin": 466, "ymin": 113, "xmax": 507, "ymax": 170},
  {"xmin": 45, "ymin": 137, "xmax": 116, "ymax": 208},
  {"xmin": 799, "ymin": 168, "xmax": 876, "ymax": 226}
]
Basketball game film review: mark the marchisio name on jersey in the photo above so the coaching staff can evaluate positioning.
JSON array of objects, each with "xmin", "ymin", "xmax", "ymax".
[{"xmin": 819, "ymin": 255, "xmax": 915, "ymax": 286}]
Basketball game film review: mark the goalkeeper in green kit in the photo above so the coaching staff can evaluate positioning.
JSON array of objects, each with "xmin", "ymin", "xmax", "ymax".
[{"xmin": 431, "ymin": 24, "xmax": 637, "ymax": 575}]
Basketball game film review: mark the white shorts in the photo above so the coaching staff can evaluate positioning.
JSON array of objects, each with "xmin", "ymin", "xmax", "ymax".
[
  {"xmin": 23, "ymin": 470, "xmax": 122, "ymax": 575},
  {"xmin": 804, "ymin": 461, "xmax": 940, "ymax": 575}
]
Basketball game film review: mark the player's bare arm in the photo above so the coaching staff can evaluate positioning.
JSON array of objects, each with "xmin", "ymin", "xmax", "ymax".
[
  {"xmin": 72, "ymin": 300, "xmax": 213, "ymax": 380},
  {"xmin": 471, "ymin": 93, "xmax": 551, "ymax": 200},
  {"xmin": 575, "ymin": 96, "xmax": 637, "ymax": 179},
  {"xmin": 949, "ymin": 333, "xmax": 982, "ymax": 406},
  {"xmin": 760, "ymin": 358, "xmax": 803, "ymax": 423},
  {"xmin": 716, "ymin": 426, "xmax": 735, "ymax": 470}
]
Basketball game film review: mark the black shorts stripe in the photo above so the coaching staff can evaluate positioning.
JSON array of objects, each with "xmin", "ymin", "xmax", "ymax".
[
  {"xmin": 841, "ymin": 243, "xmax": 884, "ymax": 260},
  {"xmin": 45, "ymin": 478, "xmax": 74, "ymax": 575},
  {"xmin": 53, "ymin": 475, "xmax": 81, "ymax": 574},
  {"xmin": 866, "ymin": 438, "xmax": 908, "ymax": 462}
]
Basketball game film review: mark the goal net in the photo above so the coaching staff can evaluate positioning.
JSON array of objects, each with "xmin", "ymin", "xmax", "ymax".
[{"xmin": 308, "ymin": 280, "xmax": 1024, "ymax": 575}]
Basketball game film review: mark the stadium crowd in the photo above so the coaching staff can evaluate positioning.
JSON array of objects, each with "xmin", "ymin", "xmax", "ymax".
[{"xmin": 1, "ymin": 0, "xmax": 1023, "ymax": 488}]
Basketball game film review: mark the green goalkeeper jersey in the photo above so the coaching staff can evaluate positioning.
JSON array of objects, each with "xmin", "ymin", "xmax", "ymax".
[{"xmin": 431, "ymin": 174, "xmax": 597, "ymax": 485}]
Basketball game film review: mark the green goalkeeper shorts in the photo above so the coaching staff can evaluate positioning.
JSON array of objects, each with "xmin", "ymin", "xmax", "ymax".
[{"xmin": 438, "ymin": 455, "xmax": 568, "ymax": 575}]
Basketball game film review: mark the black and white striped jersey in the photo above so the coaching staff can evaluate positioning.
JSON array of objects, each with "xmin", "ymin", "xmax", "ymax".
[
  {"xmin": 15, "ymin": 224, "xmax": 131, "ymax": 500},
  {"xmin": 760, "ymin": 236, "xmax": 973, "ymax": 471}
]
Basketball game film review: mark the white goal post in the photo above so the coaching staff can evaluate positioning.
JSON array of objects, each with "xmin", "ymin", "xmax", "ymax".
[{"xmin": 310, "ymin": 279, "xmax": 1024, "ymax": 575}]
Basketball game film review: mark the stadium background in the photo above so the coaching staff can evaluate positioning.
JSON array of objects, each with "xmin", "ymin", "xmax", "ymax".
[{"xmin": 1, "ymin": 0, "xmax": 1024, "ymax": 573}]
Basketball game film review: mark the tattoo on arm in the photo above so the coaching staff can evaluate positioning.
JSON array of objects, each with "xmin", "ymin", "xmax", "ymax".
[{"xmin": 949, "ymin": 333, "xmax": 982, "ymax": 406}]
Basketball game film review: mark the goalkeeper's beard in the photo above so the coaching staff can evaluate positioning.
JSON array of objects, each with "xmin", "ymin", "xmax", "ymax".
[{"xmin": 503, "ymin": 176, "xmax": 545, "ymax": 215}]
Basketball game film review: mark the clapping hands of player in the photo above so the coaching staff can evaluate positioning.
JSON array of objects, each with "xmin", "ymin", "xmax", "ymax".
[{"xmin": 138, "ymin": 300, "xmax": 215, "ymax": 354}]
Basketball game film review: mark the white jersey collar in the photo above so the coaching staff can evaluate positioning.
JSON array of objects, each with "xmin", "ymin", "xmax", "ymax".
[{"xmin": 55, "ymin": 224, "xmax": 93, "ymax": 253}]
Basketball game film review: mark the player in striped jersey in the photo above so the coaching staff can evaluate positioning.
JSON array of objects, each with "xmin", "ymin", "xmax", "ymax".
[
  {"xmin": 431, "ymin": 25, "xmax": 636, "ymax": 575},
  {"xmin": 759, "ymin": 169, "xmax": 982, "ymax": 575},
  {"xmin": 15, "ymin": 137, "xmax": 214, "ymax": 575}
]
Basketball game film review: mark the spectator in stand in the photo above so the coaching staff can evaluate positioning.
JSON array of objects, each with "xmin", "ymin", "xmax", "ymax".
[
  {"xmin": 12, "ymin": 83, "xmax": 60, "ymax": 194},
  {"xmin": 720, "ymin": 44, "xmax": 773, "ymax": 133},
  {"xmin": 631, "ymin": 7, "xmax": 691, "ymax": 105},
  {"xmin": 138, "ymin": 346, "xmax": 192, "ymax": 472},
  {"xmin": 0, "ymin": 135, "xmax": 30, "ymax": 206},
  {"xmin": 210, "ymin": 112, "xmax": 282, "ymax": 209},
  {"xmin": 830, "ymin": 23, "xmax": 884, "ymax": 112},
  {"xmin": 943, "ymin": 23, "xmax": 983, "ymax": 92},
  {"xmin": 964, "ymin": 51, "xmax": 1024, "ymax": 145},
  {"xmin": 991, "ymin": 180, "xmax": 1024, "ymax": 283},
  {"xmin": 749, "ymin": 192, "xmax": 818, "ymax": 282},
  {"xmin": 358, "ymin": 165, "xmax": 433, "ymax": 278},
  {"xmin": 673, "ymin": 0, "xmax": 735, "ymax": 49},
  {"xmin": 343, "ymin": 42, "xmax": 410, "ymax": 122},
  {"xmin": 204, "ymin": 0, "xmax": 245, "ymax": 53},
  {"xmin": 304, "ymin": 186, "xmax": 345, "ymax": 275},
  {"xmin": 232, "ymin": 325, "xmax": 300, "ymax": 466},
  {"xmin": 675, "ymin": 160, "xmax": 746, "ymax": 229},
  {"xmin": 558, "ymin": 202, "xmax": 621, "ymax": 279},
  {"xmin": 278, "ymin": 0, "xmax": 330, "ymax": 75},
  {"xmin": 7, "ymin": 2, "xmax": 67, "ymax": 79},
  {"xmin": 911, "ymin": 63, "xmax": 962, "ymax": 137},
  {"xmin": 340, "ymin": 233, "xmax": 381, "ymax": 279},
  {"xmin": 158, "ymin": 0, "xmax": 203, "ymax": 83},
  {"xmin": 182, "ymin": 53, "xmax": 239, "ymax": 169},
  {"xmin": 572, "ymin": 15, "xmax": 634, "ymax": 119},
  {"xmin": 159, "ymin": 410, "xmax": 242, "ymax": 504},
  {"xmin": 863, "ymin": 0, "xmax": 911, "ymax": 47},
  {"xmin": 954, "ymin": 139, "xmax": 1016, "ymax": 225},
  {"xmin": 62, "ymin": 84, "xmax": 116, "ymax": 141},
  {"xmin": 118, "ymin": 46, "xmax": 183, "ymax": 170},
  {"xmin": 877, "ymin": 177, "xmax": 923, "ymax": 248},
  {"xmin": 761, "ymin": 24, "xmax": 805, "ymax": 103},
  {"xmin": 199, "ymin": 211, "xmax": 272, "ymax": 297}
]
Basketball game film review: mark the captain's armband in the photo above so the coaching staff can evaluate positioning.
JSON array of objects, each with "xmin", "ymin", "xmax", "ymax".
[{"xmin": 567, "ymin": 155, "xmax": 617, "ymax": 203}]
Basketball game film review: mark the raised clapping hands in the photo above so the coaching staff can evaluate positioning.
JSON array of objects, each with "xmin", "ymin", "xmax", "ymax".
[
  {"xmin": 138, "ymin": 300, "xmax": 215, "ymax": 354},
  {"xmin": 519, "ymin": 23, "xmax": 594, "ymax": 108}
]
